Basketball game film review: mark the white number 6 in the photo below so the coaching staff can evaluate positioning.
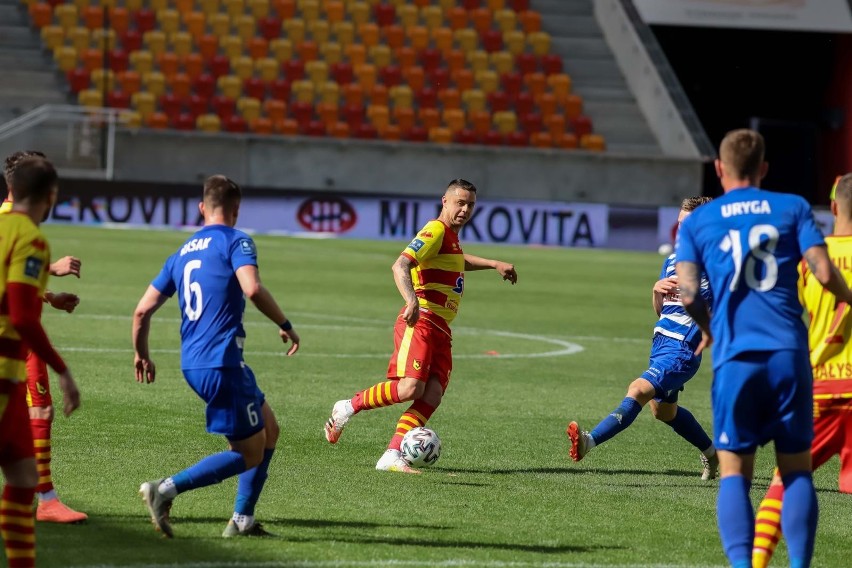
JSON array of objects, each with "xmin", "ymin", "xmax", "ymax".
[
  {"xmin": 247, "ymin": 402, "xmax": 259, "ymax": 427},
  {"xmin": 183, "ymin": 260, "xmax": 203, "ymax": 321}
]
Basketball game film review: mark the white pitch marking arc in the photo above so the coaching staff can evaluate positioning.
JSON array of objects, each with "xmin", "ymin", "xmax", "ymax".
[{"xmin": 46, "ymin": 312, "xmax": 585, "ymax": 359}]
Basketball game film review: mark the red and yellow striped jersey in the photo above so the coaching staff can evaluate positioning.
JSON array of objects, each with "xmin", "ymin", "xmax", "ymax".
[
  {"xmin": 401, "ymin": 220, "xmax": 464, "ymax": 333},
  {"xmin": 799, "ymin": 235, "xmax": 852, "ymax": 407},
  {"xmin": 0, "ymin": 213, "xmax": 50, "ymax": 382}
]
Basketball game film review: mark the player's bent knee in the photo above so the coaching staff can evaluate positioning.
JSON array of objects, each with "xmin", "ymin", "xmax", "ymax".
[
  {"xmin": 626, "ymin": 379, "xmax": 655, "ymax": 405},
  {"xmin": 262, "ymin": 405, "xmax": 280, "ymax": 447},
  {"xmin": 28, "ymin": 405, "xmax": 53, "ymax": 421},
  {"xmin": 650, "ymin": 401, "xmax": 677, "ymax": 422}
]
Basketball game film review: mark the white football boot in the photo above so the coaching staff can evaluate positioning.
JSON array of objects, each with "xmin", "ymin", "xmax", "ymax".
[
  {"xmin": 324, "ymin": 399, "xmax": 354, "ymax": 444},
  {"xmin": 375, "ymin": 449, "xmax": 421, "ymax": 474}
]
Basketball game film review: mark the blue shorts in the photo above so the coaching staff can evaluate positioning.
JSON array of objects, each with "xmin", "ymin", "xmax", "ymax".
[
  {"xmin": 182, "ymin": 365, "xmax": 265, "ymax": 441},
  {"xmin": 712, "ymin": 349, "xmax": 813, "ymax": 454},
  {"xmin": 640, "ymin": 335, "xmax": 701, "ymax": 404}
]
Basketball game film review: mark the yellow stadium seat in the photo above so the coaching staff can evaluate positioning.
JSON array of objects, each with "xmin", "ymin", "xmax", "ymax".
[
  {"xmin": 467, "ymin": 50, "xmax": 488, "ymax": 73},
  {"xmin": 67, "ymin": 27, "xmax": 90, "ymax": 52},
  {"xmin": 132, "ymin": 91, "xmax": 156, "ymax": 118},
  {"xmin": 462, "ymin": 88, "xmax": 485, "ymax": 112},
  {"xmin": 528, "ymin": 31, "xmax": 551, "ymax": 56},
  {"xmin": 422, "ymin": 6, "xmax": 443, "ymax": 30},
  {"xmin": 359, "ymin": 23, "xmax": 379, "ymax": 48},
  {"xmin": 333, "ymin": 21, "xmax": 354, "ymax": 46},
  {"xmin": 197, "ymin": 113, "xmax": 222, "ymax": 131},
  {"xmin": 55, "ymin": 4, "xmax": 78, "ymax": 31},
  {"xmin": 184, "ymin": 11, "xmax": 206, "ymax": 38},
  {"xmin": 130, "ymin": 50, "xmax": 154, "ymax": 74},
  {"xmin": 236, "ymin": 15, "xmax": 257, "ymax": 42},
  {"xmin": 171, "ymin": 31, "xmax": 193, "ymax": 57},
  {"xmin": 232, "ymin": 56, "xmax": 254, "ymax": 80},
  {"xmin": 149, "ymin": 0, "xmax": 167, "ymax": 11},
  {"xmin": 91, "ymin": 68, "xmax": 115, "ymax": 93},
  {"xmin": 367, "ymin": 104, "xmax": 390, "ymax": 134},
  {"xmin": 309, "ymin": 20, "xmax": 329, "ymax": 43},
  {"xmin": 475, "ymin": 70, "xmax": 498, "ymax": 93},
  {"xmin": 355, "ymin": 63, "xmax": 376, "ymax": 90},
  {"xmin": 300, "ymin": 0, "xmax": 320, "ymax": 21},
  {"xmin": 249, "ymin": 0, "xmax": 270, "ymax": 18},
  {"xmin": 269, "ymin": 38, "xmax": 292, "ymax": 62},
  {"xmin": 369, "ymin": 44, "xmax": 391, "ymax": 68},
  {"xmin": 143, "ymin": 30, "xmax": 167, "ymax": 55},
  {"xmin": 437, "ymin": 0, "xmax": 455, "ymax": 10},
  {"xmin": 580, "ymin": 133, "xmax": 605, "ymax": 152},
  {"xmin": 238, "ymin": 97, "xmax": 262, "ymax": 121},
  {"xmin": 175, "ymin": 0, "xmax": 194, "ymax": 15},
  {"xmin": 432, "ymin": 27, "xmax": 453, "ymax": 55},
  {"xmin": 397, "ymin": 4, "xmax": 417, "ymax": 29},
  {"xmin": 495, "ymin": 9, "xmax": 517, "ymax": 33},
  {"xmin": 54, "ymin": 46, "xmax": 78, "ymax": 73},
  {"xmin": 209, "ymin": 13, "xmax": 231, "ymax": 37},
  {"xmin": 493, "ymin": 110, "xmax": 516, "ymax": 134},
  {"xmin": 40, "ymin": 26, "xmax": 64, "ymax": 51},
  {"xmin": 324, "ymin": 0, "xmax": 345, "ymax": 23},
  {"xmin": 143, "ymin": 71, "xmax": 166, "ymax": 96},
  {"xmin": 321, "ymin": 41, "xmax": 341, "ymax": 64},
  {"xmin": 78, "ymin": 89, "xmax": 103, "ymax": 108},
  {"xmin": 389, "ymin": 84, "xmax": 413, "ymax": 109},
  {"xmin": 225, "ymin": 0, "xmax": 245, "ymax": 19},
  {"xmin": 306, "ymin": 59, "xmax": 328, "ymax": 85},
  {"xmin": 348, "ymin": 2, "xmax": 369, "ymax": 25},
  {"xmin": 119, "ymin": 110, "xmax": 142, "ymax": 129},
  {"xmin": 256, "ymin": 57, "xmax": 279, "ymax": 81},
  {"xmin": 218, "ymin": 74, "xmax": 243, "ymax": 98},
  {"xmin": 221, "ymin": 35, "xmax": 244, "ymax": 59},
  {"xmin": 93, "ymin": 28, "xmax": 117, "ymax": 51},
  {"xmin": 344, "ymin": 43, "xmax": 366, "ymax": 66},
  {"xmin": 199, "ymin": 0, "xmax": 221, "ymax": 15},
  {"xmin": 291, "ymin": 79, "xmax": 314, "ymax": 102},
  {"xmin": 454, "ymin": 28, "xmax": 478, "ymax": 53},
  {"xmin": 71, "ymin": 0, "xmax": 88, "ymax": 14},
  {"xmin": 548, "ymin": 73, "xmax": 571, "ymax": 104},
  {"xmin": 503, "ymin": 30, "xmax": 525, "ymax": 56},
  {"xmin": 157, "ymin": 8, "xmax": 180, "ymax": 35},
  {"xmin": 126, "ymin": 0, "xmax": 144, "ymax": 10},
  {"xmin": 283, "ymin": 18, "xmax": 306, "ymax": 44},
  {"xmin": 319, "ymin": 80, "xmax": 339, "ymax": 104},
  {"xmin": 490, "ymin": 51, "xmax": 513, "ymax": 74}
]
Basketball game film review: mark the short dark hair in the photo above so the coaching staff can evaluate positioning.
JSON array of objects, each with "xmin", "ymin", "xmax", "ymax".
[
  {"xmin": 447, "ymin": 179, "xmax": 477, "ymax": 193},
  {"xmin": 680, "ymin": 196, "xmax": 712, "ymax": 212},
  {"xmin": 9, "ymin": 157, "xmax": 58, "ymax": 204},
  {"xmin": 4, "ymin": 150, "xmax": 47, "ymax": 187},
  {"xmin": 833, "ymin": 173, "xmax": 852, "ymax": 205},
  {"xmin": 719, "ymin": 129, "xmax": 765, "ymax": 180},
  {"xmin": 202, "ymin": 175, "xmax": 241, "ymax": 210}
]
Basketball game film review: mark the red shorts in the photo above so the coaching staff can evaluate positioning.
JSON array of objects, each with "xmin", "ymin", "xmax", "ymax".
[
  {"xmin": 812, "ymin": 401, "xmax": 852, "ymax": 493},
  {"xmin": 387, "ymin": 314, "xmax": 453, "ymax": 392},
  {"xmin": 0, "ymin": 381, "xmax": 35, "ymax": 466},
  {"xmin": 25, "ymin": 351, "xmax": 51, "ymax": 408}
]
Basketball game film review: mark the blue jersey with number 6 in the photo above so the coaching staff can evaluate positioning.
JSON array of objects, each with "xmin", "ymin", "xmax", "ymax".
[
  {"xmin": 151, "ymin": 225, "xmax": 258, "ymax": 370},
  {"xmin": 676, "ymin": 187, "xmax": 825, "ymax": 370}
]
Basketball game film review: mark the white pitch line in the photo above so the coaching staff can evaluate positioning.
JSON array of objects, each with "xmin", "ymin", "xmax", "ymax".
[{"xmin": 69, "ymin": 561, "xmax": 728, "ymax": 568}]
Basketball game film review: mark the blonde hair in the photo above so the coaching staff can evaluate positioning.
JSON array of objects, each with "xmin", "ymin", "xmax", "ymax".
[{"xmin": 719, "ymin": 129, "xmax": 765, "ymax": 180}]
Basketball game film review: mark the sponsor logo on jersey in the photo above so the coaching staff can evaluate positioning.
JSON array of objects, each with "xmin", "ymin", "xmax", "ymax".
[
  {"xmin": 24, "ymin": 256, "xmax": 43, "ymax": 279},
  {"xmin": 407, "ymin": 238, "xmax": 425, "ymax": 252},
  {"xmin": 240, "ymin": 239, "xmax": 256, "ymax": 256},
  {"xmin": 419, "ymin": 231, "xmax": 433, "ymax": 238},
  {"xmin": 413, "ymin": 360, "xmax": 422, "ymax": 371},
  {"xmin": 297, "ymin": 198, "xmax": 357, "ymax": 233}
]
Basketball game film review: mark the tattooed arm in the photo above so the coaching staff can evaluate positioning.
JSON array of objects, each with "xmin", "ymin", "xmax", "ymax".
[
  {"xmin": 392, "ymin": 255, "xmax": 420, "ymax": 327},
  {"xmin": 676, "ymin": 261, "xmax": 712, "ymax": 355},
  {"xmin": 803, "ymin": 245, "xmax": 852, "ymax": 304}
]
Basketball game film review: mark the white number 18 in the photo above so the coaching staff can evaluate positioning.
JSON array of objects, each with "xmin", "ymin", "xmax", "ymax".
[{"xmin": 719, "ymin": 224, "xmax": 779, "ymax": 292}]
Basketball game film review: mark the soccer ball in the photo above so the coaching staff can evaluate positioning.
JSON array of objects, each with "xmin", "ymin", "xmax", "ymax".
[{"xmin": 401, "ymin": 427, "xmax": 442, "ymax": 467}]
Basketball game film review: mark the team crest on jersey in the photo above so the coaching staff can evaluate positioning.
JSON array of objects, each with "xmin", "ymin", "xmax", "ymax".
[
  {"xmin": 36, "ymin": 383, "xmax": 47, "ymax": 395},
  {"xmin": 30, "ymin": 239, "xmax": 46, "ymax": 251},
  {"xmin": 24, "ymin": 256, "xmax": 43, "ymax": 279},
  {"xmin": 413, "ymin": 360, "xmax": 422, "ymax": 371},
  {"xmin": 407, "ymin": 238, "xmax": 425, "ymax": 252},
  {"xmin": 240, "ymin": 239, "xmax": 257, "ymax": 256}
]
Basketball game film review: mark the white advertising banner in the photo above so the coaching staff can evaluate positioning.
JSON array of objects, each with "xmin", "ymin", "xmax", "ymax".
[
  {"xmin": 49, "ymin": 193, "xmax": 610, "ymax": 248},
  {"xmin": 634, "ymin": 0, "xmax": 852, "ymax": 32}
]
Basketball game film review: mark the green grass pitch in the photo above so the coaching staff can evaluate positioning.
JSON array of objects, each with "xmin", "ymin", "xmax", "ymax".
[{"xmin": 19, "ymin": 224, "xmax": 850, "ymax": 567}]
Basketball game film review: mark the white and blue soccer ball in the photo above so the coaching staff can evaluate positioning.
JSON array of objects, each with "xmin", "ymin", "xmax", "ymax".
[{"xmin": 401, "ymin": 427, "xmax": 442, "ymax": 467}]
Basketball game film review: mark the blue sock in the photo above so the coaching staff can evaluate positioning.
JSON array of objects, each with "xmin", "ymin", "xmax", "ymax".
[
  {"xmin": 782, "ymin": 471, "xmax": 818, "ymax": 568},
  {"xmin": 663, "ymin": 406, "xmax": 713, "ymax": 452},
  {"xmin": 589, "ymin": 397, "xmax": 642, "ymax": 445},
  {"xmin": 717, "ymin": 475, "xmax": 753, "ymax": 568},
  {"xmin": 234, "ymin": 448, "xmax": 275, "ymax": 516},
  {"xmin": 172, "ymin": 451, "xmax": 247, "ymax": 494}
]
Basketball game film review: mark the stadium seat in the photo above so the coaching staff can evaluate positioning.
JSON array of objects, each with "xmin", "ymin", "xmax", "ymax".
[
  {"xmin": 369, "ymin": 44, "xmax": 392, "ymax": 68},
  {"xmin": 538, "ymin": 93, "xmax": 557, "ymax": 118},
  {"xmin": 408, "ymin": 26, "xmax": 429, "ymax": 50},
  {"xmin": 359, "ymin": 23, "xmax": 380, "ymax": 47},
  {"xmin": 470, "ymin": 8, "xmax": 491, "ymax": 35},
  {"xmin": 130, "ymin": 50, "xmax": 154, "ymax": 74},
  {"xmin": 160, "ymin": 92, "xmax": 182, "ymax": 119},
  {"xmin": 324, "ymin": 1, "xmax": 345, "ymax": 23},
  {"xmin": 494, "ymin": 9, "xmax": 516, "ymax": 33},
  {"xmin": 492, "ymin": 110, "xmax": 516, "ymax": 134},
  {"xmin": 487, "ymin": 90, "xmax": 508, "ymax": 111},
  {"xmin": 383, "ymin": 25, "xmax": 405, "ymax": 50},
  {"xmin": 284, "ymin": 19, "xmax": 306, "ymax": 44},
  {"xmin": 212, "ymin": 94, "xmax": 237, "ymax": 120},
  {"xmin": 219, "ymin": 74, "xmax": 243, "ymax": 99},
  {"xmin": 174, "ymin": 113, "xmax": 197, "ymax": 130},
  {"xmin": 416, "ymin": 86, "xmax": 437, "ymax": 108},
  {"xmin": 355, "ymin": 63, "xmax": 376, "ymax": 90},
  {"xmin": 81, "ymin": 49, "xmax": 102, "ymax": 73},
  {"xmin": 259, "ymin": 16, "xmax": 282, "ymax": 40},
  {"xmin": 501, "ymin": 71, "xmax": 522, "ymax": 100},
  {"xmin": 134, "ymin": 9, "xmax": 156, "ymax": 34},
  {"xmin": 263, "ymin": 98, "xmax": 287, "ymax": 121},
  {"xmin": 320, "ymin": 80, "xmax": 339, "ymax": 104},
  {"xmin": 520, "ymin": 10, "xmax": 540, "ymax": 33},
  {"xmin": 54, "ymin": 4, "xmax": 77, "ymax": 31},
  {"xmin": 256, "ymin": 57, "xmax": 279, "ymax": 82},
  {"xmin": 119, "ymin": 109, "xmax": 142, "ymax": 128},
  {"xmin": 333, "ymin": 21, "xmax": 355, "ymax": 46},
  {"xmin": 564, "ymin": 93, "xmax": 582, "ymax": 119},
  {"xmin": 309, "ymin": 20, "xmax": 330, "ymax": 44},
  {"xmin": 146, "ymin": 112, "xmax": 170, "ymax": 129},
  {"xmin": 118, "ymin": 70, "xmax": 142, "ymax": 94},
  {"xmin": 572, "ymin": 115, "xmax": 593, "ymax": 138},
  {"xmin": 66, "ymin": 68, "xmax": 90, "ymax": 93},
  {"xmin": 369, "ymin": 84, "xmax": 388, "ymax": 106},
  {"xmin": 528, "ymin": 31, "xmax": 551, "ymax": 56},
  {"xmin": 273, "ymin": 0, "xmax": 296, "ymax": 18},
  {"xmin": 143, "ymin": 30, "xmax": 167, "ymax": 55},
  {"xmin": 321, "ymin": 41, "xmax": 342, "ymax": 65},
  {"xmin": 403, "ymin": 65, "xmax": 425, "ymax": 91},
  {"xmin": 197, "ymin": 113, "xmax": 222, "ymax": 131},
  {"xmin": 158, "ymin": 8, "xmax": 180, "ymax": 35},
  {"xmin": 438, "ymin": 87, "xmax": 461, "ymax": 109},
  {"xmin": 454, "ymin": 128, "xmax": 477, "ymax": 144},
  {"xmin": 344, "ymin": 43, "xmax": 366, "ymax": 66},
  {"xmin": 469, "ymin": 109, "xmax": 490, "ymax": 134},
  {"xmin": 462, "ymin": 88, "xmax": 485, "ymax": 112},
  {"xmin": 269, "ymin": 38, "xmax": 293, "ymax": 62},
  {"xmin": 511, "ymin": 0, "xmax": 530, "ymax": 12},
  {"xmin": 393, "ymin": 106, "xmax": 415, "ymax": 131},
  {"xmin": 367, "ymin": 104, "xmax": 390, "ymax": 134},
  {"xmin": 490, "ymin": 51, "xmax": 513, "ymax": 74},
  {"xmin": 144, "ymin": 71, "xmax": 166, "ymax": 96},
  {"xmin": 374, "ymin": 3, "xmax": 395, "ymax": 27},
  {"xmin": 380, "ymin": 65, "xmax": 402, "ymax": 87},
  {"xmin": 238, "ymin": 96, "xmax": 262, "ymax": 121},
  {"xmin": 515, "ymin": 91, "xmax": 533, "ymax": 115},
  {"xmin": 132, "ymin": 91, "xmax": 156, "ymax": 118},
  {"xmin": 548, "ymin": 73, "xmax": 571, "ymax": 104},
  {"xmin": 454, "ymin": 28, "xmax": 477, "ymax": 52},
  {"xmin": 530, "ymin": 131, "xmax": 551, "ymax": 148},
  {"xmin": 106, "ymin": 90, "xmax": 130, "ymax": 109},
  {"xmin": 546, "ymin": 114, "xmax": 566, "ymax": 139},
  {"xmin": 580, "ymin": 133, "xmax": 605, "ymax": 151},
  {"xmin": 418, "ymin": 107, "xmax": 441, "ymax": 130},
  {"xmin": 555, "ymin": 132, "xmax": 578, "ymax": 149},
  {"xmin": 524, "ymin": 72, "xmax": 546, "ymax": 99},
  {"xmin": 193, "ymin": 73, "xmax": 216, "ymax": 98},
  {"xmin": 520, "ymin": 111, "xmax": 542, "ymax": 134},
  {"xmin": 447, "ymin": 7, "xmax": 467, "ymax": 31},
  {"xmin": 429, "ymin": 126, "xmax": 452, "ymax": 144},
  {"xmin": 248, "ymin": 37, "xmax": 269, "ymax": 59},
  {"xmin": 503, "ymin": 30, "xmax": 525, "ymax": 56},
  {"xmin": 390, "ymin": 84, "xmax": 413, "ymax": 108},
  {"xmin": 268, "ymin": 77, "xmax": 291, "ymax": 100},
  {"xmin": 159, "ymin": 52, "xmax": 180, "ymax": 78},
  {"xmin": 67, "ymin": 27, "xmax": 89, "ymax": 52},
  {"xmin": 331, "ymin": 61, "xmax": 354, "ymax": 84},
  {"xmin": 433, "ymin": 27, "xmax": 454, "ymax": 55},
  {"xmin": 442, "ymin": 108, "xmax": 465, "ymax": 133},
  {"xmin": 354, "ymin": 123, "xmax": 377, "ymax": 139},
  {"xmin": 476, "ymin": 70, "xmax": 498, "ymax": 93},
  {"xmin": 516, "ymin": 53, "xmax": 536, "ymax": 76},
  {"xmin": 307, "ymin": 60, "xmax": 329, "ymax": 85},
  {"xmin": 245, "ymin": 76, "xmax": 266, "ymax": 99},
  {"xmin": 395, "ymin": 46, "xmax": 417, "ymax": 69},
  {"xmin": 78, "ymin": 88, "xmax": 102, "ymax": 108},
  {"xmin": 541, "ymin": 54, "xmax": 563, "ymax": 75},
  {"xmin": 316, "ymin": 101, "xmax": 339, "ymax": 127},
  {"xmin": 170, "ymin": 72, "xmax": 192, "ymax": 97},
  {"xmin": 291, "ymin": 79, "xmax": 314, "ymax": 102}
]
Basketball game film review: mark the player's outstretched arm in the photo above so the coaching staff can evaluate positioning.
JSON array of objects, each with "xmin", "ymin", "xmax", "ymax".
[
  {"xmin": 463, "ymin": 254, "xmax": 518, "ymax": 284},
  {"xmin": 132, "ymin": 285, "xmax": 169, "ymax": 383},
  {"xmin": 392, "ymin": 254, "xmax": 420, "ymax": 327},
  {"xmin": 49, "ymin": 255, "xmax": 81, "ymax": 278},
  {"xmin": 675, "ymin": 261, "xmax": 712, "ymax": 355},
  {"xmin": 44, "ymin": 290, "xmax": 80, "ymax": 313},
  {"xmin": 804, "ymin": 245, "xmax": 852, "ymax": 305},
  {"xmin": 235, "ymin": 265, "xmax": 300, "ymax": 355}
]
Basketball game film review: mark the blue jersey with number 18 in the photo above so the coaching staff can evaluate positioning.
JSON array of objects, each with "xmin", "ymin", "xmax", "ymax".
[
  {"xmin": 151, "ymin": 225, "xmax": 258, "ymax": 370},
  {"xmin": 676, "ymin": 187, "xmax": 825, "ymax": 370}
]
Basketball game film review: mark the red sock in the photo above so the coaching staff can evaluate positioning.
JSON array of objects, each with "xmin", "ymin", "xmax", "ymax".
[
  {"xmin": 1, "ymin": 485, "xmax": 36, "ymax": 568},
  {"xmin": 388, "ymin": 400, "xmax": 436, "ymax": 451},
  {"xmin": 30, "ymin": 419, "xmax": 53, "ymax": 495},
  {"xmin": 351, "ymin": 381, "xmax": 401, "ymax": 414},
  {"xmin": 753, "ymin": 483, "xmax": 785, "ymax": 568}
]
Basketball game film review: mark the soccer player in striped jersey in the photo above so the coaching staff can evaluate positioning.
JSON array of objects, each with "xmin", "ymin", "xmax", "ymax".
[
  {"xmin": 0, "ymin": 156, "xmax": 80, "ymax": 568},
  {"xmin": 752, "ymin": 173, "xmax": 852, "ymax": 567},
  {"xmin": 3, "ymin": 151, "xmax": 86, "ymax": 524},
  {"xmin": 567, "ymin": 196, "xmax": 719, "ymax": 479},
  {"xmin": 323, "ymin": 179, "xmax": 518, "ymax": 473}
]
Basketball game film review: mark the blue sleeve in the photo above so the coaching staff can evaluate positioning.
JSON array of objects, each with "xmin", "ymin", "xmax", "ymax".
[
  {"xmin": 230, "ymin": 233, "xmax": 259, "ymax": 272},
  {"xmin": 659, "ymin": 257, "xmax": 669, "ymax": 280},
  {"xmin": 151, "ymin": 255, "xmax": 177, "ymax": 297},
  {"xmin": 796, "ymin": 198, "xmax": 825, "ymax": 253},
  {"xmin": 675, "ymin": 215, "xmax": 700, "ymax": 266}
]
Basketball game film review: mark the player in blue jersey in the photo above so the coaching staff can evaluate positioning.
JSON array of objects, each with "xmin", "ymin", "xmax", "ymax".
[
  {"xmin": 676, "ymin": 129, "xmax": 852, "ymax": 568},
  {"xmin": 131, "ymin": 175, "xmax": 300, "ymax": 539},
  {"xmin": 567, "ymin": 197, "xmax": 719, "ymax": 479}
]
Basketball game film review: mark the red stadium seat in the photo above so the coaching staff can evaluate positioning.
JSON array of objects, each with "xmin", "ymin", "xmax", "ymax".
[
  {"xmin": 541, "ymin": 54, "xmax": 563, "ymax": 75},
  {"xmin": 188, "ymin": 94, "xmax": 209, "ymax": 118},
  {"xmin": 416, "ymin": 87, "xmax": 437, "ymax": 108},
  {"xmin": 516, "ymin": 53, "xmax": 537, "ymax": 76},
  {"xmin": 515, "ymin": 92, "xmax": 534, "ymax": 116},
  {"xmin": 284, "ymin": 60, "xmax": 305, "ymax": 81},
  {"xmin": 121, "ymin": 30, "xmax": 143, "ymax": 52},
  {"xmin": 520, "ymin": 111, "xmax": 542, "ymax": 134},
  {"xmin": 268, "ymin": 78, "xmax": 291, "ymax": 100},
  {"xmin": 212, "ymin": 95, "xmax": 236, "ymax": 121},
  {"xmin": 507, "ymin": 131, "xmax": 528, "ymax": 146},
  {"xmin": 244, "ymin": 77, "xmax": 266, "ymax": 100},
  {"xmin": 331, "ymin": 62, "xmax": 353, "ymax": 85},
  {"xmin": 420, "ymin": 48, "xmax": 441, "ymax": 73},
  {"xmin": 344, "ymin": 103, "xmax": 365, "ymax": 129},
  {"xmin": 160, "ymin": 93, "xmax": 182, "ymax": 118},
  {"xmin": 109, "ymin": 49, "xmax": 129, "ymax": 73},
  {"xmin": 482, "ymin": 130, "xmax": 503, "ymax": 145},
  {"xmin": 482, "ymin": 30, "xmax": 503, "ymax": 53},
  {"xmin": 406, "ymin": 126, "xmax": 428, "ymax": 142},
  {"xmin": 192, "ymin": 73, "xmax": 216, "ymax": 99},
  {"xmin": 374, "ymin": 3, "xmax": 395, "ymax": 28},
  {"xmin": 572, "ymin": 115, "xmax": 593, "ymax": 138},
  {"xmin": 304, "ymin": 120, "xmax": 326, "ymax": 137},
  {"xmin": 454, "ymin": 128, "xmax": 477, "ymax": 144},
  {"xmin": 428, "ymin": 68, "xmax": 450, "ymax": 90},
  {"xmin": 379, "ymin": 65, "xmax": 402, "ymax": 87},
  {"xmin": 67, "ymin": 69, "xmax": 91, "ymax": 94},
  {"xmin": 209, "ymin": 55, "xmax": 231, "ymax": 78},
  {"xmin": 225, "ymin": 115, "xmax": 248, "ymax": 132},
  {"xmin": 134, "ymin": 9, "xmax": 156, "ymax": 34},
  {"xmin": 291, "ymin": 101, "xmax": 314, "ymax": 127},
  {"xmin": 259, "ymin": 16, "xmax": 282, "ymax": 41},
  {"xmin": 463, "ymin": 0, "xmax": 481, "ymax": 10},
  {"xmin": 511, "ymin": 0, "xmax": 530, "ymax": 12},
  {"xmin": 501, "ymin": 71, "xmax": 522, "ymax": 100},
  {"xmin": 174, "ymin": 113, "xmax": 196, "ymax": 130},
  {"xmin": 107, "ymin": 91, "xmax": 131, "ymax": 109},
  {"xmin": 354, "ymin": 123, "xmax": 378, "ymax": 139},
  {"xmin": 487, "ymin": 91, "xmax": 509, "ymax": 112}
]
